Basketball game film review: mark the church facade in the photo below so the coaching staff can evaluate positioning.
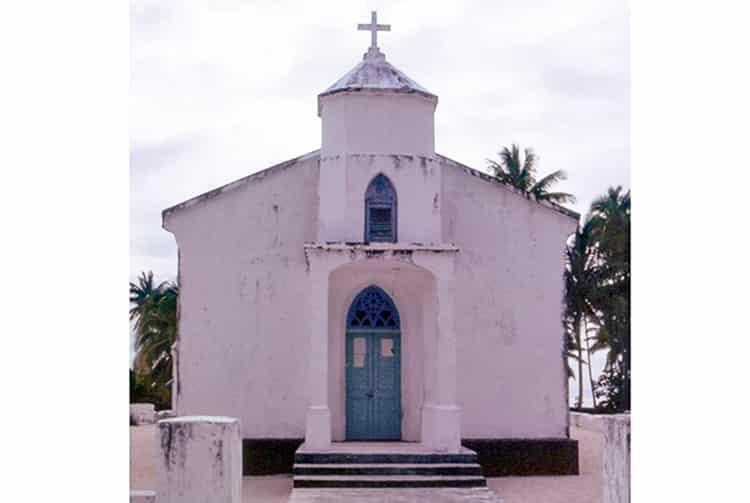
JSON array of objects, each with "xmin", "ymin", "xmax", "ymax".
[{"xmin": 162, "ymin": 31, "xmax": 579, "ymax": 474}]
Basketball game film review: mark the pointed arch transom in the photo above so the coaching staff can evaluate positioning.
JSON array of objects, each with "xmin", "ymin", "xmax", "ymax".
[{"xmin": 347, "ymin": 285, "xmax": 400, "ymax": 329}]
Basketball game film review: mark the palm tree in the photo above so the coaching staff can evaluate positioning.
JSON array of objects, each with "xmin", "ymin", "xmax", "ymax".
[
  {"xmin": 587, "ymin": 186, "xmax": 631, "ymax": 410},
  {"xmin": 589, "ymin": 186, "xmax": 630, "ymax": 281},
  {"xmin": 562, "ymin": 186, "xmax": 630, "ymax": 411},
  {"xmin": 487, "ymin": 144, "xmax": 576, "ymax": 204},
  {"xmin": 130, "ymin": 271, "xmax": 158, "ymax": 375},
  {"xmin": 130, "ymin": 271, "xmax": 179, "ymax": 404},
  {"xmin": 564, "ymin": 219, "xmax": 599, "ymax": 408}
]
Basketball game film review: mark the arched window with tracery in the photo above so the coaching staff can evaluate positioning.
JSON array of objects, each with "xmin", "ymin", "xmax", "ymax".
[
  {"xmin": 365, "ymin": 174, "xmax": 397, "ymax": 242},
  {"xmin": 347, "ymin": 285, "xmax": 400, "ymax": 329}
]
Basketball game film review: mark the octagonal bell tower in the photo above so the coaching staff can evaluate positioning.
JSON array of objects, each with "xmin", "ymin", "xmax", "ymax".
[
  {"xmin": 316, "ymin": 12, "xmax": 442, "ymax": 244},
  {"xmin": 318, "ymin": 46, "xmax": 438, "ymax": 156}
]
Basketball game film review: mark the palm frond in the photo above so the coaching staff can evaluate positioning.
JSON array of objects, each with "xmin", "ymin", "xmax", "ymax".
[
  {"xmin": 530, "ymin": 169, "xmax": 566, "ymax": 193},
  {"xmin": 536, "ymin": 191, "xmax": 577, "ymax": 204},
  {"xmin": 522, "ymin": 147, "xmax": 538, "ymax": 178}
]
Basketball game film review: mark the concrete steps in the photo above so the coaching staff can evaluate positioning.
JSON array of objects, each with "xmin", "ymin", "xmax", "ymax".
[
  {"xmin": 294, "ymin": 452, "xmax": 479, "ymax": 464},
  {"xmin": 292, "ymin": 446, "xmax": 489, "ymax": 489},
  {"xmin": 288, "ymin": 487, "xmax": 504, "ymax": 502},
  {"xmin": 293, "ymin": 475, "xmax": 487, "ymax": 489},
  {"xmin": 294, "ymin": 463, "xmax": 483, "ymax": 476}
]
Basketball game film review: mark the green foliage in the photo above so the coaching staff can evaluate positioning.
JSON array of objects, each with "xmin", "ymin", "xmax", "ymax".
[
  {"xmin": 487, "ymin": 144, "xmax": 576, "ymax": 204},
  {"xmin": 130, "ymin": 271, "xmax": 178, "ymax": 409},
  {"xmin": 564, "ymin": 186, "xmax": 630, "ymax": 412},
  {"xmin": 130, "ymin": 369, "xmax": 170, "ymax": 410},
  {"xmin": 594, "ymin": 364, "xmax": 628, "ymax": 412},
  {"xmin": 563, "ymin": 219, "xmax": 599, "ymax": 407},
  {"xmin": 587, "ymin": 187, "xmax": 630, "ymax": 411}
]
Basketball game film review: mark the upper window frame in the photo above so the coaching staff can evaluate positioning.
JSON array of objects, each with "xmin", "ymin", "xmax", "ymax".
[{"xmin": 364, "ymin": 174, "xmax": 397, "ymax": 243}]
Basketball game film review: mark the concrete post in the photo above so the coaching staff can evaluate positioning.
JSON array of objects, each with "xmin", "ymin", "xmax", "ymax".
[
  {"xmin": 603, "ymin": 414, "xmax": 631, "ymax": 503},
  {"xmin": 304, "ymin": 264, "xmax": 332, "ymax": 449},
  {"xmin": 156, "ymin": 416, "xmax": 242, "ymax": 503}
]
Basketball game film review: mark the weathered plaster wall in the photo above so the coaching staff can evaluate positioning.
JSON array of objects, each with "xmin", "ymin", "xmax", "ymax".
[
  {"xmin": 156, "ymin": 416, "xmax": 242, "ymax": 503},
  {"xmin": 317, "ymin": 154, "xmax": 442, "ymax": 244},
  {"xmin": 163, "ymin": 155, "xmax": 320, "ymax": 438},
  {"xmin": 441, "ymin": 159, "xmax": 578, "ymax": 439},
  {"xmin": 130, "ymin": 490, "xmax": 156, "ymax": 503},
  {"xmin": 570, "ymin": 410, "xmax": 605, "ymax": 433},
  {"xmin": 569, "ymin": 412, "xmax": 630, "ymax": 503},
  {"xmin": 130, "ymin": 403, "xmax": 155, "ymax": 425},
  {"xmin": 320, "ymin": 92, "xmax": 436, "ymax": 156},
  {"xmin": 603, "ymin": 414, "xmax": 630, "ymax": 503}
]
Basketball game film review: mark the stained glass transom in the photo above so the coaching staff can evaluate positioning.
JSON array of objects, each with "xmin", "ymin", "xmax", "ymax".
[{"xmin": 347, "ymin": 285, "xmax": 400, "ymax": 329}]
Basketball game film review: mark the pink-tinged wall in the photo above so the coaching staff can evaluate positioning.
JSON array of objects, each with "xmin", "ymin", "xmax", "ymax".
[
  {"xmin": 162, "ymin": 152, "xmax": 575, "ymax": 442},
  {"xmin": 317, "ymin": 154, "xmax": 442, "ymax": 244},
  {"xmin": 163, "ymin": 155, "xmax": 320, "ymax": 439},
  {"xmin": 317, "ymin": 89, "xmax": 441, "ymax": 245},
  {"xmin": 162, "ymin": 152, "xmax": 576, "ymax": 441},
  {"xmin": 303, "ymin": 243, "xmax": 460, "ymax": 449},
  {"xmin": 320, "ymin": 92, "xmax": 436, "ymax": 157},
  {"xmin": 441, "ymin": 160, "xmax": 578, "ymax": 439}
]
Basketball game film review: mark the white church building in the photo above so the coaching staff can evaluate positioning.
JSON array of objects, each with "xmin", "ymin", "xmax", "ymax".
[{"xmin": 162, "ymin": 13, "xmax": 580, "ymax": 479}]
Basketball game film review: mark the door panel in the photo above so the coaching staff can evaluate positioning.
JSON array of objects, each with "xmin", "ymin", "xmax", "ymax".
[
  {"xmin": 346, "ymin": 331, "xmax": 401, "ymax": 440},
  {"xmin": 345, "ymin": 335, "xmax": 373, "ymax": 440},
  {"xmin": 373, "ymin": 333, "xmax": 401, "ymax": 439}
]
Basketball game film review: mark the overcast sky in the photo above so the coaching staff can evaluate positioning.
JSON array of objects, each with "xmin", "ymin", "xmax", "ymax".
[{"xmin": 131, "ymin": 0, "xmax": 629, "ymax": 405}]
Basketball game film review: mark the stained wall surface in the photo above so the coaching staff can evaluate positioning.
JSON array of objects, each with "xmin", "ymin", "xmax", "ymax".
[
  {"xmin": 440, "ymin": 158, "xmax": 578, "ymax": 438},
  {"xmin": 163, "ymin": 155, "xmax": 320, "ymax": 438},
  {"xmin": 317, "ymin": 154, "xmax": 442, "ymax": 244},
  {"xmin": 162, "ymin": 151, "xmax": 577, "ymax": 441},
  {"xmin": 320, "ymin": 92, "xmax": 436, "ymax": 156}
]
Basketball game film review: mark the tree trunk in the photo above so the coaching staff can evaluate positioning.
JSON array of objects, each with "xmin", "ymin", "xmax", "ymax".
[
  {"xmin": 577, "ymin": 317, "xmax": 584, "ymax": 409},
  {"xmin": 584, "ymin": 318, "xmax": 598, "ymax": 408}
]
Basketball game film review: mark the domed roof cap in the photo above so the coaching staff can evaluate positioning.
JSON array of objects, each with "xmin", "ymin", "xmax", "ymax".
[{"xmin": 319, "ymin": 47, "xmax": 436, "ymax": 101}]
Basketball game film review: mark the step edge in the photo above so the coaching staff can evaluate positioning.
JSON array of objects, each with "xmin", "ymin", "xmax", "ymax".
[
  {"xmin": 292, "ymin": 480, "xmax": 488, "ymax": 488},
  {"xmin": 292, "ymin": 463, "xmax": 482, "ymax": 468},
  {"xmin": 294, "ymin": 455, "xmax": 477, "ymax": 461},
  {"xmin": 292, "ymin": 476, "xmax": 487, "ymax": 480}
]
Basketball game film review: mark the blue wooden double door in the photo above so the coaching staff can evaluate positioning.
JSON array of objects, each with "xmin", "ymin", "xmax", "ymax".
[{"xmin": 345, "ymin": 286, "xmax": 402, "ymax": 440}]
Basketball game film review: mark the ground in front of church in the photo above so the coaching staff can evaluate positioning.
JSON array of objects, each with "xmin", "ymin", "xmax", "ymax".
[{"xmin": 130, "ymin": 425, "xmax": 603, "ymax": 502}]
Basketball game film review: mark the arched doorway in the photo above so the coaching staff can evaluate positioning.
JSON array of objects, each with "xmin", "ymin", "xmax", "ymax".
[{"xmin": 345, "ymin": 285, "xmax": 402, "ymax": 440}]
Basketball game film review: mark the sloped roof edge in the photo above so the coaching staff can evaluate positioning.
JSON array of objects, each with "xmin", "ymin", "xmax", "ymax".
[
  {"xmin": 160, "ymin": 149, "xmax": 578, "ymax": 229},
  {"xmin": 436, "ymin": 153, "xmax": 580, "ymax": 221},
  {"xmin": 161, "ymin": 149, "xmax": 320, "ymax": 224}
]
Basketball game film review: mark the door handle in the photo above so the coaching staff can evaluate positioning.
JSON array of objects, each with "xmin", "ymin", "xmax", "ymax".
[{"xmin": 365, "ymin": 391, "xmax": 374, "ymax": 398}]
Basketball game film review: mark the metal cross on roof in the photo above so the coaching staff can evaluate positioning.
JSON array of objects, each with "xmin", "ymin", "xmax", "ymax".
[{"xmin": 357, "ymin": 11, "xmax": 390, "ymax": 49}]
